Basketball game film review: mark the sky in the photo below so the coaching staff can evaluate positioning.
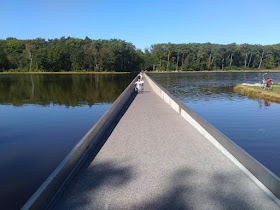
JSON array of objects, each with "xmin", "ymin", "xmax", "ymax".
[{"xmin": 1, "ymin": 0, "xmax": 280, "ymax": 50}]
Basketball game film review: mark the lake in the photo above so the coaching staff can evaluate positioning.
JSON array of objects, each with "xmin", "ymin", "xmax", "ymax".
[
  {"xmin": 0, "ymin": 73, "xmax": 136, "ymax": 210},
  {"xmin": 150, "ymin": 72, "xmax": 280, "ymax": 179},
  {"xmin": 2, "ymin": 72, "xmax": 279, "ymax": 209}
]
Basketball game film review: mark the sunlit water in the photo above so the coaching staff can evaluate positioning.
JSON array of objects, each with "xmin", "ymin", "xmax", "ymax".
[
  {"xmin": 0, "ymin": 73, "xmax": 136, "ymax": 210},
  {"xmin": 150, "ymin": 72, "xmax": 280, "ymax": 178}
]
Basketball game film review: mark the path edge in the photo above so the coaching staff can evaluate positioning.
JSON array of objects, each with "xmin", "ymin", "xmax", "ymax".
[
  {"xmin": 21, "ymin": 76, "xmax": 138, "ymax": 210},
  {"xmin": 145, "ymin": 73, "xmax": 280, "ymax": 204}
]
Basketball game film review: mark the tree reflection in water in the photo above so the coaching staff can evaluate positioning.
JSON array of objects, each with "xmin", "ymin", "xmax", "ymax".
[
  {"xmin": 0, "ymin": 73, "xmax": 136, "ymax": 107},
  {"xmin": 0, "ymin": 73, "xmax": 136, "ymax": 210}
]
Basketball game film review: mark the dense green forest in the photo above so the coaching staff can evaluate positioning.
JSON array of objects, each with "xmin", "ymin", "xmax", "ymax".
[
  {"xmin": 147, "ymin": 43, "xmax": 280, "ymax": 71},
  {"xmin": 0, "ymin": 37, "xmax": 280, "ymax": 72},
  {"xmin": 0, "ymin": 37, "xmax": 144, "ymax": 72}
]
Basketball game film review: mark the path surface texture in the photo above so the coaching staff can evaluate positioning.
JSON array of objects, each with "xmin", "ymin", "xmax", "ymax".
[{"xmin": 53, "ymin": 77, "xmax": 280, "ymax": 210}]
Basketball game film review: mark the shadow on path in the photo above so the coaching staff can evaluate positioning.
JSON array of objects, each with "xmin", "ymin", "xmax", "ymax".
[
  {"xmin": 132, "ymin": 168, "xmax": 195, "ymax": 210},
  {"xmin": 131, "ymin": 168, "xmax": 274, "ymax": 210},
  {"xmin": 50, "ymin": 91, "xmax": 138, "ymax": 209},
  {"xmin": 50, "ymin": 87, "xmax": 279, "ymax": 210}
]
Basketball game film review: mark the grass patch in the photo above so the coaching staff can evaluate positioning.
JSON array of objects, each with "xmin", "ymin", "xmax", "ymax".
[{"xmin": 234, "ymin": 84, "xmax": 280, "ymax": 103}]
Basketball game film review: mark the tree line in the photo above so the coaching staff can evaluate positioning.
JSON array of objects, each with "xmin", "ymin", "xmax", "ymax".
[
  {"xmin": 0, "ymin": 37, "xmax": 144, "ymax": 72},
  {"xmin": 146, "ymin": 43, "xmax": 280, "ymax": 71},
  {"xmin": 0, "ymin": 37, "xmax": 280, "ymax": 72}
]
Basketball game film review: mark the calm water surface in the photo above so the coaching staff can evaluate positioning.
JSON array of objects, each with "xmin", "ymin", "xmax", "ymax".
[
  {"xmin": 0, "ymin": 73, "xmax": 135, "ymax": 209},
  {"xmin": 150, "ymin": 72, "xmax": 280, "ymax": 178}
]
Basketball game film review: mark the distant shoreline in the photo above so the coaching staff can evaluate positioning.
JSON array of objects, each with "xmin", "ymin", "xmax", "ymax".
[
  {"xmin": 148, "ymin": 69, "xmax": 280, "ymax": 73},
  {"xmin": 0, "ymin": 71, "xmax": 131, "ymax": 75},
  {"xmin": 2, "ymin": 69, "xmax": 280, "ymax": 75}
]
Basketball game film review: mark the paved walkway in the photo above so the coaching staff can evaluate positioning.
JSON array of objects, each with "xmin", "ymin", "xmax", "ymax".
[{"xmin": 53, "ymin": 78, "xmax": 280, "ymax": 209}]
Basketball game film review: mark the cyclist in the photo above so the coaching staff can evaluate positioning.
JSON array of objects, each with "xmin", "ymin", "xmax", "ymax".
[{"xmin": 265, "ymin": 78, "xmax": 273, "ymax": 89}]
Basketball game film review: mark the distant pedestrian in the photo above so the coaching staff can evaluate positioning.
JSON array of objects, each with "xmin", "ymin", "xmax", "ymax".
[
  {"xmin": 140, "ymin": 77, "xmax": 144, "ymax": 91},
  {"xmin": 135, "ymin": 78, "xmax": 142, "ymax": 93},
  {"xmin": 138, "ymin": 72, "xmax": 143, "ymax": 80}
]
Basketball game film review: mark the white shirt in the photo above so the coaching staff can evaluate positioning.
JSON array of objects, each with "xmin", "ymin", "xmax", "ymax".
[{"xmin": 135, "ymin": 80, "xmax": 142, "ymax": 90}]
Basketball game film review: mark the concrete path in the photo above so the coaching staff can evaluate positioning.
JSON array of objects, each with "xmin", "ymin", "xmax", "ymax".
[{"xmin": 53, "ymin": 78, "xmax": 280, "ymax": 209}]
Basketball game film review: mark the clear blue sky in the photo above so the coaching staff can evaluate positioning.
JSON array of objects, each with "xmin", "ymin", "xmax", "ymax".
[{"xmin": 1, "ymin": 0, "xmax": 280, "ymax": 50}]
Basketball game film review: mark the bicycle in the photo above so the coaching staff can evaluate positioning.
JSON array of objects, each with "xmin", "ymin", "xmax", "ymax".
[{"xmin": 259, "ymin": 73, "xmax": 267, "ymax": 89}]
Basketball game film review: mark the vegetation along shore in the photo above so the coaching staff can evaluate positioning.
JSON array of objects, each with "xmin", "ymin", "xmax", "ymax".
[
  {"xmin": 148, "ymin": 69, "xmax": 280, "ymax": 73},
  {"xmin": 1, "ymin": 37, "xmax": 280, "ymax": 72},
  {"xmin": 0, "ymin": 71, "xmax": 130, "ymax": 75},
  {"xmin": 234, "ymin": 83, "xmax": 280, "ymax": 103}
]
